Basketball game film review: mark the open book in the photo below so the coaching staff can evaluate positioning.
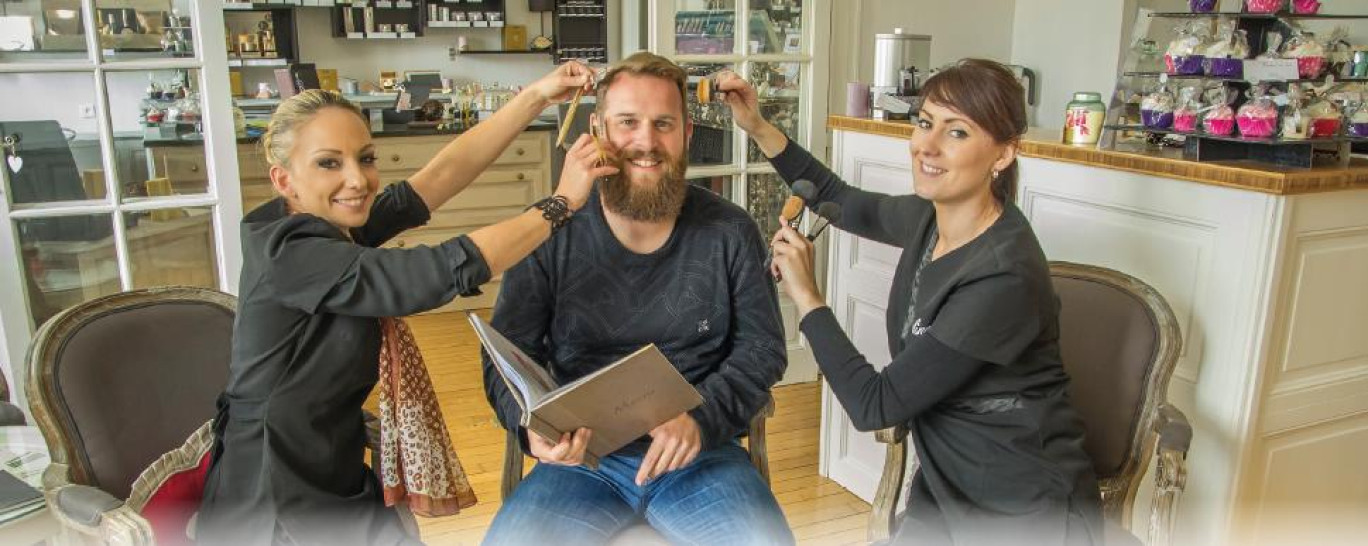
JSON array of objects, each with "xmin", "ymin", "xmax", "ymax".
[{"xmin": 468, "ymin": 313, "xmax": 704, "ymax": 467}]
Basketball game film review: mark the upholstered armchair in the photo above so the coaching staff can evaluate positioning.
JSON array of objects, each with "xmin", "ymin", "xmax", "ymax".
[
  {"xmin": 25, "ymin": 287, "xmax": 236, "ymax": 545},
  {"xmin": 501, "ymin": 395, "xmax": 776, "ymax": 544},
  {"xmin": 867, "ymin": 262, "xmax": 1193, "ymax": 546}
]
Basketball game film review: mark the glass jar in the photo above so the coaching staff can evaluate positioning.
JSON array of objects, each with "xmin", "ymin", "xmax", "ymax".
[{"xmin": 1063, "ymin": 92, "xmax": 1106, "ymax": 145}]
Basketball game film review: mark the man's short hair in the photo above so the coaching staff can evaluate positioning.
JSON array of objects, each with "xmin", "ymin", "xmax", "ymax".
[{"xmin": 595, "ymin": 51, "xmax": 689, "ymax": 118}]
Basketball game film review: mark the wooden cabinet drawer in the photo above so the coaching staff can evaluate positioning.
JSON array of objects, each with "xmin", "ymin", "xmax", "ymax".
[
  {"xmin": 385, "ymin": 225, "xmax": 467, "ymax": 249},
  {"xmin": 492, "ymin": 133, "xmax": 546, "ymax": 166},
  {"xmin": 241, "ymin": 179, "xmax": 274, "ymax": 211},
  {"xmin": 374, "ymin": 132, "xmax": 548, "ymax": 174},
  {"xmin": 149, "ymin": 148, "xmax": 208, "ymax": 194},
  {"xmin": 375, "ymin": 137, "xmax": 449, "ymax": 172},
  {"xmin": 436, "ymin": 166, "xmax": 546, "ymax": 211}
]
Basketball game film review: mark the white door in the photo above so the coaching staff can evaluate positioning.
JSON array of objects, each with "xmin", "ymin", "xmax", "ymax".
[
  {"xmin": 0, "ymin": 0, "xmax": 240, "ymax": 419},
  {"xmin": 648, "ymin": 0, "xmax": 832, "ymax": 385},
  {"xmin": 819, "ymin": 129, "xmax": 911, "ymax": 501}
]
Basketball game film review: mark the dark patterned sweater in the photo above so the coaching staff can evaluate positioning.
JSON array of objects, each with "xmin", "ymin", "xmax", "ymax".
[{"xmin": 481, "ymin": 185, "xmax": 787, "ymax": 452}]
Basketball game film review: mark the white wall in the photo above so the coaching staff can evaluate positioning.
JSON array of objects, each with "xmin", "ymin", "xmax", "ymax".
[
  {"xmin": 1010, "ymin": 0, "xmax": 1131, "ymax": 129},
  {"xmin": 827, "ymin": 0, "xmax": 1017, "ymax": 119}
]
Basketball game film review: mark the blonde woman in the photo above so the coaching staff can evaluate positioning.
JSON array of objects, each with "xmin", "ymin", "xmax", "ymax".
[{"xmin": 197, "ymin": 62, "xmax": 616, "ymax": 546}]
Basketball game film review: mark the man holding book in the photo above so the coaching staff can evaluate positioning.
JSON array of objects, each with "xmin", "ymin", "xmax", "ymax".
[{"xmin": 480, "ymin": 52, "xmax": 792, "ymax": 545}]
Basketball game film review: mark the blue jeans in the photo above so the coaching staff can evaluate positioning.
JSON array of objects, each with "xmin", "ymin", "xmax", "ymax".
[{"xmin": 483, "ymin": 441, "xmax": 793, "ymax": 546}]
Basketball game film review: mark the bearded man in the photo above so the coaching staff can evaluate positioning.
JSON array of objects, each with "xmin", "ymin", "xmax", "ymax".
[{"xmin": 479, "ymin": 52, "xmax": 792, "ymax": 546}]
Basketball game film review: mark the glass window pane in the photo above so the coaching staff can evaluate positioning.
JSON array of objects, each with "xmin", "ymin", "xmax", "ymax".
[
  {"xmin": 746, "ymin": 172, "xmax": 791, "ymax": 238},
  {"xmin": 95, "ymin": 0, "xmax": 194, "ymax": 61},
  {"xmin": 15, "ymin": 214, "xmax": 118, "ymax": 326},
  {"xmin": 681, "ymin": 62, "xmax": 734, "ymax": 167},
  {"xmin": 675, "ymin": 0, "xmax": 735, "ymax": 55},
  {"xmin": 687, "ymin": 175, "xmax": 732, "ymax": 200},
  {"xmin": 748, "ymin": 0, "xmax": 803, "ymax": 55},
  {"xmin": 0, "ymin": 0, "xmax": 90, "ymax": 63},
  {"xmin": 0, "ymin": 73, "xmax": 108, "ymax": 205},
  {"xmin": 108, "ymin": 68, "xmax": 209, "ymax": 198},
  {"xmin": 747, "ymin": 62, "xmax": 802, "ymax": 164},
  {"xmin": 124, "ymin": 207, "xmax": 217, "ymax": 289}
]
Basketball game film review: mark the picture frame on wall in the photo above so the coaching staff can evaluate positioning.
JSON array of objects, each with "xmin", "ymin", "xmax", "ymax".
[{"xmin": 783, "ymin": 32, "xmax": 800, "ymax": 54}]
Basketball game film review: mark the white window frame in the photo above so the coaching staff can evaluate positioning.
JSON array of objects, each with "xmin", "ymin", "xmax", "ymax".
[
  {"xmin": 648, "ymin": 0, "xmax": 830, "ymax": 206},
  {"xmin": 0, "ymin": 0, "xmax": 241, "ymax": 415}
]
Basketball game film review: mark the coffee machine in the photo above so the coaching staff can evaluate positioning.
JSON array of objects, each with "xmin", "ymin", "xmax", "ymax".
[{"xmin": 871, "ymin": 28, "xmax": 930, "ymax": 120}]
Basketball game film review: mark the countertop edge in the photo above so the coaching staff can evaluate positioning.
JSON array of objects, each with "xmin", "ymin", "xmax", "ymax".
[{"xmin": 828, "ymin": 115, "xmax": 1368, "ymax": 196}]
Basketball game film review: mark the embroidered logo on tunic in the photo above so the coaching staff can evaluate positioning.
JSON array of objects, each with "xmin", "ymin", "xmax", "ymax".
[
  {"xmin": 697, "ymin": 319, "xmax": 710, "ymax": 334},
  {"xmin": 908, "ymin": 318, "xmax": 928, "ymax": 336}
]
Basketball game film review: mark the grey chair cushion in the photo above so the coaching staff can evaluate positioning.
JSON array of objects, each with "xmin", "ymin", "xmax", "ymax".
[
  {"xmin": 1053, "ymin": 276, "xmax": 1158, "ymax": 479},
  {"xmin": 56, "ymin": 484, "xmax": 124, "ymax": 526},
  {"xmin": 54, "ymin": 300, "xmax": 233, "ymax": 500},
  {"xmin": 0, "ymin": 401, "xmax": 25, "ymax": 426}
]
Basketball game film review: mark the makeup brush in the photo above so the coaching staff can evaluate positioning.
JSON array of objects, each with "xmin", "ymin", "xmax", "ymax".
[
  {"xmin": 780, "ymin": 195, "xmax": 805, "ymax": 228},
  {"xmin": 556, "ymin": 85, "xmax": 588, "ymax": 150}
]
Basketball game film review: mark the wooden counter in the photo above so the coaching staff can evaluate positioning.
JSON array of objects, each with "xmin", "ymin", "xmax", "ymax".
[{"xmin": 828, "ymin": 115, "xmax": 1368, "ymax": 195}]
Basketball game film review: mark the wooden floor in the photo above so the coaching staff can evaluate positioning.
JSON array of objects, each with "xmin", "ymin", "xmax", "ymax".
[{"xmin": 400, "ymin": 311, "xmax": 872, "ymax": 545}]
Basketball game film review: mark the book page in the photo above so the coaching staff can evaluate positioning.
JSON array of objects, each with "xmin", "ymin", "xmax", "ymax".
[{"xmin": 466, "ymin": 313, "xmax": 558, "ymax": 405}]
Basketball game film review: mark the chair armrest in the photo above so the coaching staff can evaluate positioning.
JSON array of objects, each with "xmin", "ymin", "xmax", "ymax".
[
  {"xmin": 1148, "ymin": 403, "xmax": 1191, "ymax": 546},
  {"xmin": 868, "ymin": 425, "xmax": 910, "ymax": 544},
  {"xmin": 501, "ymin": 427, "xmax": 526, "ymax": 501},
  {"xmin": 50, "ymin": 484, "xmax": 154, "ymax": 544},
  {"xmin": 0, "ymin": 401, "xmax": 25, "ymax": 426},
  {"xmin": 875, "ymin": 424, "xmax": 907, "ymax": 445},
  {"xmin": 1155, "ymin": 403, "xmax": 1192, "ymax": 454},
  {"xmin": 746, "ymin": 395, "xmax": 776, "ymax": 485},
  {"xmin": 55, "ymin": 484, "xmax": 122, "ymax": 526}
]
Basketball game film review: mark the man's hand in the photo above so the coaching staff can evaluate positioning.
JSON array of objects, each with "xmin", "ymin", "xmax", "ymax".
[
  {"xmin": 636, "ymin": 413, "xmax": 701, "ymax": 486},
  {"xmin": 556, "ymin": 133, "xmax": 619, "ymax": 211},
  {"xmin": 528, "ymin": 427, "xmax": 593, "ymax": 466}
]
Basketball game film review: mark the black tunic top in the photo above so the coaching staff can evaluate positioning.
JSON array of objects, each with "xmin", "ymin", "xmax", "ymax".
[
  {"xmin": 770, "ymin": 141, "xmax": 1104, "ymax": 545},
  {"xmin": 198, "ymin": 181, "xmax": 491, "ymax": 546},
  {"xmin": 483, "ymin": 186, "xmax": 787, "ymax": 452}
]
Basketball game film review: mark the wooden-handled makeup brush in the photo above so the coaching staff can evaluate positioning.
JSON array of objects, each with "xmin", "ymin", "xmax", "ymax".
[
  {"xmin": 780, "ymin": 195, "xmax": 805, "ymax": 229},
  {"xmin": 556, "ymin": 85, "xmax": 588, "ymax": 151}
]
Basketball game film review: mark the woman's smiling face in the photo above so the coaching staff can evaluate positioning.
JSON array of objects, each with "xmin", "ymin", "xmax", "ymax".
[{"xmin": 270, "ymin": 106, "xmax": 380, "ymax": 229}]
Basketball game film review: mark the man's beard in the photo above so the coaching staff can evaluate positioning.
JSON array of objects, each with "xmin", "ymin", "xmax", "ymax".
[{"xmin": 599, "ymin": 148, "xmax": 689, "ymax": 222}]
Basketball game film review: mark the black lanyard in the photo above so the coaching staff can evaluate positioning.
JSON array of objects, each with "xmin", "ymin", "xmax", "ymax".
[{"xmin": 899, "ymin": 225, "xmax": 939, "ymax": 343}]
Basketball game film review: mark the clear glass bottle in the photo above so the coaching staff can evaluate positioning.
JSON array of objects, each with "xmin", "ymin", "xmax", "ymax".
[{"xmin": 1063, "ymin": 91, "xmax": 1106, "ymax": 145}]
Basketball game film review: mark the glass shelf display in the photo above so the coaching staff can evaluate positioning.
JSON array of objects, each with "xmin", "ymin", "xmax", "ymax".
[
  {"xmin": 675, "ymin": 0, "xmax": 736, "ymax": 55},
  {"xmin": 1101, "ymin": 5, "xmax": 1368, "ymax": 168},
  {"xmin": 746, "ymin": 61, "xmax": 802, "ymax": 164},
  {"xmin": 681, "ymin": 62, "xmax": 735, "ymax": 167},
  {"xmin": 749, "ymin": 0, "xmax": 803, "ymax": 54}
]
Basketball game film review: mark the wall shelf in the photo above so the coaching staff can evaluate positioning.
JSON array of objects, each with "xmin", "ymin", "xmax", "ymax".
[
  {"xmin": 1150, "ymin": 11, "xmax": 1368, "ymax": 20},
  {"xmin": 1102, "ymin": 6, "xmax": 1367, "ymax": 168},
  {"xmin": 459, "ymin": 50, "xmax": 548, "ymax": 55}
]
